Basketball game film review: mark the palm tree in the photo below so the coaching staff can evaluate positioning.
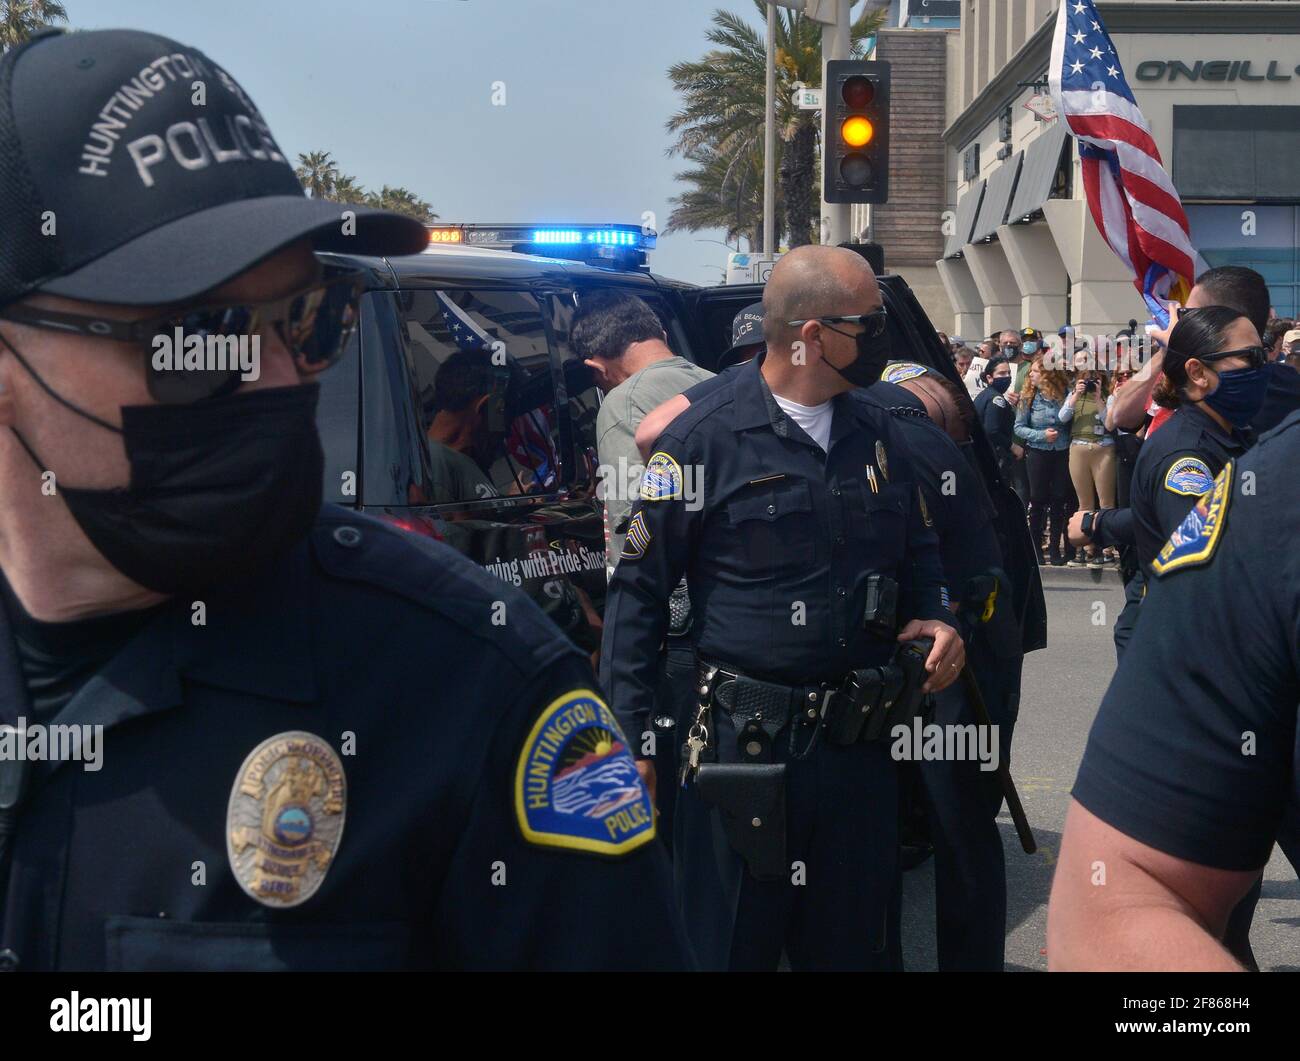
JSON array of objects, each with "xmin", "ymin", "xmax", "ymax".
[
  {"xmin": 295, "ymin": 151, "xmax": 339, "ymax": 200},
  {"xmin": 0, "ymin": 0, "xmax": 68, "ymax": 52},
  {"xmin": 666, "ymin": 1, "xmax": 883, "ymax": 249},
  {"xmin": 664, "ymin": 142, "xmax": 773, "ymax": 251},
  {"xmin": 365, "ymin": 186, "xmax": 438, "ymax": 224},
  {"xmin": 328, "ymin": 173, "xmax": 368, "ymax": 205}
]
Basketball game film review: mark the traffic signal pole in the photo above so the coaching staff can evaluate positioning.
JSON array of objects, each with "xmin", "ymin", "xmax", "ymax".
[
  {"xmin": 821, "ymin": 0, "xmax": 851, "ymax": 246},
  {"xmin": 763, "ymin": 2, "xmax": 776, "ymax": 256}
]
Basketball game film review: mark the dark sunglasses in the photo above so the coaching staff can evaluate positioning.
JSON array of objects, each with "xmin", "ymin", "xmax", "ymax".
[
  {"xmin": 0, "ymin": 266, "xmax": 366, "ymax": 403},
  {"xmin": 1195, "ymin": 345, "xmax": 1267, "ymax": 371},
  {"xmin": 786, "ymin": 308, "xmax": 888, "ymax": 339}
]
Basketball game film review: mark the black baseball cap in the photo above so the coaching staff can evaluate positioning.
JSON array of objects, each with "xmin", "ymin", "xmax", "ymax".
[
  {"xmin": 720, "ymin": 302, "xmax": 764, "ymax": 368},
  {"xmin": 0, "ymin": 28, "xmax": 429, "ymax": 307}
]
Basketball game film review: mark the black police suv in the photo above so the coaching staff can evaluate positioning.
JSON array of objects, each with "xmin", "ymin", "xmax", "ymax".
[{"xmin": 314, "ymin": 235, "xmax": 1046, "ymax": 658}]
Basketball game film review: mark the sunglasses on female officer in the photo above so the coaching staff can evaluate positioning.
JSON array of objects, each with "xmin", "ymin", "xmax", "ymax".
[
  {"xmin": 0, "ymin": 265, "xmax": 367, "ymax": 403},
  {"xmin": 1193, "ymin": 346, "xmax": 1267, "ymax": 370}
]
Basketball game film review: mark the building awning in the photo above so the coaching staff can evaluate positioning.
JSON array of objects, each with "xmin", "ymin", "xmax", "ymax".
[
  {"xmin": 970, "ymin": 152, "xmax": 1023, "ymax": 243},
  {"xmin": 1006, "ymin": 122, "xmax": 1068, "ymax": 224},
  {"xmin": 943, "ymin": 180, "xmax": 985, "ymax": 258}
]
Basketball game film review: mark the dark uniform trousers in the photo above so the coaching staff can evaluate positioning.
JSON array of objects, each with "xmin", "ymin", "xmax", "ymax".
[
  {"xmin": 601, "ymin": 360, "xmax": 950, "ymax": 972},
  {"xmin": 872, "ymin": 394, "xmax": 1021, "ymax": 971},
  {"xmin": 0, "ymin": 507, "xmax": 687, "ymax": 971}
]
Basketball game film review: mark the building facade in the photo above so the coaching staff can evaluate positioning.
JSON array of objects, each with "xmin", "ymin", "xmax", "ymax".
[{"xmin": 937, "ymin": 0, "xmax": 1300, "ymax": 341}]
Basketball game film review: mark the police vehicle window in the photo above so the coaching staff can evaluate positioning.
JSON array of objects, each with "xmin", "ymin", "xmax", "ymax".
[
  {"xmin": 314, "ymin": 294, "xmax": 364, "ymax": 506},
  {"xmin": 546, "ymin": 291, "xmax": 600, "ymax": 493},
  {"xmin": 400, "ymin": 289, "xmax": 562, "ymax": 505}
]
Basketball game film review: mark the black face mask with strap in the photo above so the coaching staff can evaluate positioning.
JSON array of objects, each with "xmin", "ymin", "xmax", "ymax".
[{"xmin": 3, "ymin": 336, "xmax": 323, "ymax": 596}]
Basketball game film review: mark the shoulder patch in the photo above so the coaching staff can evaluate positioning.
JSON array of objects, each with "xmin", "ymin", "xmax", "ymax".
[
  {"xmin": 620, "ymin": 511, "xmax": 651, "ymax": 560},
  {"xmin": 1152, "ymin": 461, "xmax": 1232, "ymax": 577},
  {"xmin": 640, "ymin": 451, "xmax": 683, "ymax": 501},
  {"xmin": 881, "ymin": 361, "xmax": 929, "ymax": 384},
  {"xmin": 992, "ymin": 395, "xmax": 1008, "ymax": 409},
  {"xmin": 1163, "ymin": 456, "xmax": 1215, "ymax": 496},
  {"xmin": 514, "ymin": 690, "xmax": 655, "ymax": 856}
]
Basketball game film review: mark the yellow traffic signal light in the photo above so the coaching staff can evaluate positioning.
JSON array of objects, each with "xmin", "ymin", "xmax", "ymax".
[
  {"xmin": 824, "ymin": 60, "xmax": 890, "ymax": 204},
  {"xmin": 841, "ymin": 115, "xmax": 874, "ymax": 148}
]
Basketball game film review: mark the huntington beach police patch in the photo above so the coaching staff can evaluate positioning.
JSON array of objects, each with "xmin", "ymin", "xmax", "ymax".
[
  {"xmin": 1152, "ymin": 461, "xmax": 1233, "ymax": 577},
  {"xmin": 1163, "ymin": 456, "xmax": 1214, "ymax": 497},
  {"xmin": 881, "ymin": 361, "xmax": 928, "ymax": 384},
  {"xmin": 227, "ymin": 732, "xmax": 347, "ymax": 908},
  {"xmin": 641, "ymin": 451, "xmax": 683, "ymax": 501},
  {"xmin": 515, "ymin": 690, "xmax": 655, "ymax": 855}
]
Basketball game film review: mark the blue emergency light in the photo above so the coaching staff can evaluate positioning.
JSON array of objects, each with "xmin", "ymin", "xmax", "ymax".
[{"xmin": 425, "ymin": 222, "xmax": 657, "ymax": 271}]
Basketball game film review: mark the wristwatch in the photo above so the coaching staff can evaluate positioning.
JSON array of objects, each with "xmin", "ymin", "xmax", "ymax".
[{"xmin": 1081, "ymin": 510, "xmax": 1098, "ymax": 539}]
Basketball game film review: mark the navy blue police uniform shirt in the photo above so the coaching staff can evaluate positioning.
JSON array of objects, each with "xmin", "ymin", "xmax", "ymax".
[
  {"xmin": 1129, "ymin": 402, "xmax": 1250, "ymax": 570},
  {"xmin": 866, "ymin": 384, "xmax": 1001, "ymax": 591},
  {"xmin": 1255, "ymin": 361, "xmax": 1300, "ymax": 436},
  {"xmin": 601, "ymin": 356, "xmax": 949, "ymax": 742},
  {"xmin": 974, "ymin": 385, "xmax": 1016, "ymax": 461},
  {"xmin": 1073, "ymin": 411, "xmax": 1300, "ymax": 870},
  {"xmin": 0, "ymin": 506, "xmax": 687, "ymax": 971}
]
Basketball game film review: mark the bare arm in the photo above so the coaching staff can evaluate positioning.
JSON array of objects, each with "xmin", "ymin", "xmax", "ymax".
[
  {"xmin": 1108, "ymin": 348, "xmax": 1163, "ymax": 431},
  {"xmin": 1047, "ymin": 800, "xmax": 1258, "ymax": 971},
  {"xmin": 634, "ymin": 393, "xmax": 691, "ymax": 461}
]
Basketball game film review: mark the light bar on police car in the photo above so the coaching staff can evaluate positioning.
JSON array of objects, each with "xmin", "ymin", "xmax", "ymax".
[{"xmin": 423, "ymin": 223, "xmax": 656, "ymax": 251}]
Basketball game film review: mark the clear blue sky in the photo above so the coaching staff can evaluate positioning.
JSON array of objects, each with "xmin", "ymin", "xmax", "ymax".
[{"xmin": 64, "ymin": 0, "xmax": 755, "ymax": 285}]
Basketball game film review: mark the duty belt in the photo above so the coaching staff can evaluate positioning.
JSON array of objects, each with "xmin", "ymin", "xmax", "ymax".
[{"xmin": 698, "ymin": 656, "xmax": 913, "ymax": 760}]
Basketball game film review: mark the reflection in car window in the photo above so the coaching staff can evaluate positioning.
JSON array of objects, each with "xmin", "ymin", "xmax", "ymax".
[{"xmin": 400, "ymin": 289, "xmax": 561, "ymax": 505}]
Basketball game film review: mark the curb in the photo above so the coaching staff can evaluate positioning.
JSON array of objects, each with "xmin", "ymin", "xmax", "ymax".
[{"xmin": 1038, "ymin": 564, "xmax": 1123, "ymax": 587}]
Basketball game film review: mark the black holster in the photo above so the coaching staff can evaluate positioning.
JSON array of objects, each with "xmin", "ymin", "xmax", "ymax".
[{"xmin": 694, "ymin": 762, "xmax": 787, "ymax": 881}]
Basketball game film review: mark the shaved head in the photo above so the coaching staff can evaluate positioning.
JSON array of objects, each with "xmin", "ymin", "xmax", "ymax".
[{"xmin": 763, "ymin": 245, "xmax": 881, "ymax": 350}]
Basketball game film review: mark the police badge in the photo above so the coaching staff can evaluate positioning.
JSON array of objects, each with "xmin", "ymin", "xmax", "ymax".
[
  {"xmin": 227, "ymin": 732, "xmax": 347, "ymax": 908},
  {"xmin": 875, "ymin": 440, "xmax": 890, "ymax": 482}
]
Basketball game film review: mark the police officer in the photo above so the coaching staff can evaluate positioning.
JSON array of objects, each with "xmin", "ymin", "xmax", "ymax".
[
  {"xmin": 1071, "ymin": 306, "xmax": 1260, "ymax": 660},
  {"xmin": 0, "ymin": 29, "xmax": 686, "ymax": 971},
  {"xmin": 870, "ymin": 370, "xmax": 1021, "ymax": 971},
  {"xmin": 601, "ymin": 245, "xmax": 964, "ymax": 971},
  {"xmin": 1049, "ymin": 411, "xmax": 1300, "ymax": 970},
  {"xmin": 973, "ymin": 355, "xmax": 1022, "ymax": 496}
]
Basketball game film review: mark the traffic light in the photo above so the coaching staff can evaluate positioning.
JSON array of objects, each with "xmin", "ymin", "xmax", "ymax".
[{"xmin": 823, "ymin": 59, "xmax": 890, "ymax": 204}]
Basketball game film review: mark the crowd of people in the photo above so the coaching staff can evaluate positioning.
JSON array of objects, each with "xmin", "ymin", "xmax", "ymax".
[{"xmin": 939, "ymin": 300, "xmax": 1300, "ymax": 571}]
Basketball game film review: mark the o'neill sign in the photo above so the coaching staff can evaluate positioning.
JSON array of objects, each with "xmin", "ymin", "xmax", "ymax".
[{"xmin": 1135, "ymin": 59, "xmax": 1298, "ymax": 83}]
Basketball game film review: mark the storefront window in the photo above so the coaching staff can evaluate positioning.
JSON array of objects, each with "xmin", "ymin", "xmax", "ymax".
[{"xmin": 1186, "ymin": 205, "xmax": 1300, "ymax": 319}]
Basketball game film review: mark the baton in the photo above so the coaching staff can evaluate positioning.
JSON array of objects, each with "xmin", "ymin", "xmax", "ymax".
[{"xmin": 957, "ymin": 666, "xmax": 1036, "ymax": 854}]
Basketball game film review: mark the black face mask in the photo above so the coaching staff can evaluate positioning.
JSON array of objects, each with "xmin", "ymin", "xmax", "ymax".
[
  {"xmin": 6, "ymin": 343, "xmax": 323, "ymax": 595},
  {"xmin": 823, "ymin": 324, "xmax": 891, "ymax": 389}
]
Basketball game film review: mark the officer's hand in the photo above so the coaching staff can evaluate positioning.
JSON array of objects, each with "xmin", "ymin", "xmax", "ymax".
[
  {"xmin": 1005, "ymin": 391, "xmax": 1019, "ymax": 407},
  {"xmin": 1148, "ymin": 302, "xmax": 1180, "ymax": 352},
  {"xmin": 1067, "ymin": 510, "xmax": 1092, "ymax": 546},
  {"xmin": 898, "ymin": 619, "xmax": 964, "ymax": 693},
  {"xmin": 636, "ymin": 758, "xmax": 657, "ymax": 803},
  {"xmin": 1010, "ymin": 443, "xmax": 1024, "ymax": 459}
]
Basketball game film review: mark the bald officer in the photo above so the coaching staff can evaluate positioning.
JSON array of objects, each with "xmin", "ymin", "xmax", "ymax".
[{"xmin": 600, "ymin": 246, "xmax": 964, "ymax": 971}]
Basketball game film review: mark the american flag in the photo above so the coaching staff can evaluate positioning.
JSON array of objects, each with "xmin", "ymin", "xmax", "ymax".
[{"xmin": 1048, "ymin": 0, "xmax": 1198, "ymax": 325}]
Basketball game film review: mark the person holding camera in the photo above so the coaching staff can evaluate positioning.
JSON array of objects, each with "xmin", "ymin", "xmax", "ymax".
[{"xmin": 1060, "ymin": 349, "xmax": 1115, "ymax": 566}]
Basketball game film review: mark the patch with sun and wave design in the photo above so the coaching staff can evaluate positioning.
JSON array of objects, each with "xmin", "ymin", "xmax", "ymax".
[{"xmin": 514, "ymin": 690, "xmax": 655, "ymax": 855}]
